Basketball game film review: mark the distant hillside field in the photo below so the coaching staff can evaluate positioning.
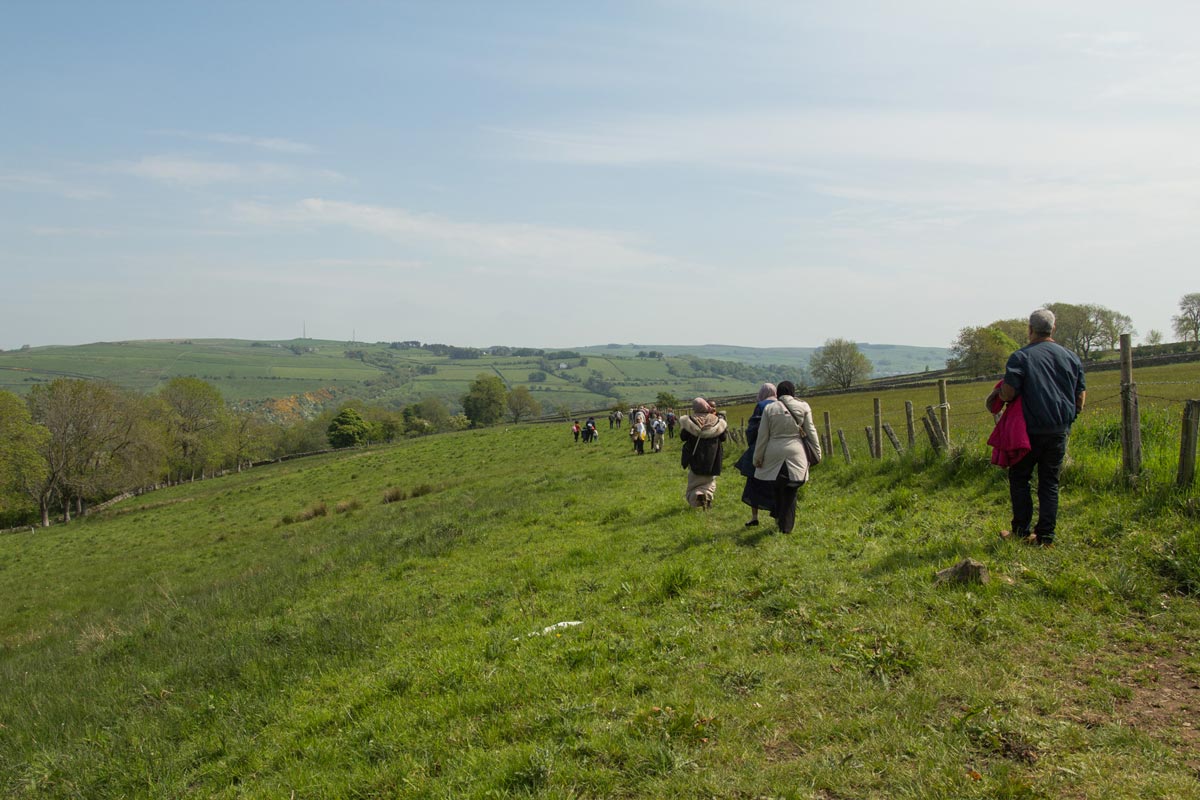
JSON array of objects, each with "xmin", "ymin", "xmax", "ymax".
[
  {"xmin": 0, "ymin": 339, "xmax": 951, "ymax": 413},
  {"xmin": 578, "ymin": 343, "xmax": 950, "ymax": 375}
]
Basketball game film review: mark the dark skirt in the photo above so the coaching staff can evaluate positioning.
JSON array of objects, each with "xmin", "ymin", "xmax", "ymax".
[{"xmin": 741, "ymin": 475, "xmax": 776, "ymax": 513}]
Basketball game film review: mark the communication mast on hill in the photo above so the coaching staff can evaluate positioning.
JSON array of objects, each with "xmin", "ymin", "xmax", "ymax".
[{"xmin": 302, "ymin": 321, "xmax": 307, "ymax": 340}]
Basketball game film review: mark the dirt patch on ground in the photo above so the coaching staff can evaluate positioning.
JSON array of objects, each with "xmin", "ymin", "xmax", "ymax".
[
  {"xmin": 1116, "ymin": 654, "xmax": 1200, "ymax": 761},
  {"xmin": 1070, "ymin": 647, "xmax": 1200, "ymax": 771}
]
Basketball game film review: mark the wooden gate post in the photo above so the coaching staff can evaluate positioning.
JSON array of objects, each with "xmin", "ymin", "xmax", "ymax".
[
  {"xmin": 873, "ymin": 398, "xmax": 882, "ymax": 459},
  {"xmin": 925, "ymin": 405, "xmax": 949, "ymax": 450},
  {"xmin": 882, "ymin": 422, "xmax": 904, "ymax": 454},
  {"xmin": 938, "ymin": 379, "xmax": 950, "ymax": 444},
  {"xmin": 837, "ymin": 429, "xmax": 851, "ymax": 464},
  {"xmin": 865, "ymin": 427, "xmax": 876, "ymax": 457},
  {"xmin": 1179, "ymin": 399, "xmax": 1200, "ymax": 489},
  {"xmin": 823, "ymin": 411, "xmax": 833, "ymax": 459},
  {"xmin": 904, "ymin": 401, "xmax": 916, "ymax": 447},
  {"xmin": 922, "ymin": 417, "xmax": 943, "ymax": 452},
  {"xmin": 1120, "ymin": 334, "xmax": 1142, "ymax": 485}
]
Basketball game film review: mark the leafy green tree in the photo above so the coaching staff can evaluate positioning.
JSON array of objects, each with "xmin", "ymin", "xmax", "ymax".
[
  {"xmin": 809, "ymin": 338, "xmax": 873, "ymax": 389},
  {"xmin": 327, "ymin": 407, "xmax": 370, "ymax": 448},
  {"xmin": 1144, "ymin": 329, "xmax": 1164, "ymax": 346},
  {"xmin": 1173, "ymin": 293, "xmax": 1200, "ymax": 343},
  {"xmin": 528, "ymin": 370, "xmax": 547, "ymax": 383},
  {"xmin": 0, "ymin": 390, "xmax": 47, "ymax": 522},
  {"xmin": 461, "ymin": 374, "xmax": 507, "ymax": 427},
  {"xmin": 158, "ymin": 377, "xmax": 228, "ymax": 481},
  {"xmin": 506, "ymin": 385, "xmax": 542, "ymax": 423},
  {"xmin": 226, "ymin": 410, "xmax": 275, "ymax": 471},
  {"xmin": 23, "ymin": 380, "xmax": 152, "ymax": 524},
  {"xmin": 947, "ymin": 326, "xmax": 1018, "ymax": 376},
  {"xmin": 988, "ymin": 318, "xmax": 1028, "ymax": 344},
  {"xmin": 656, "ymin": 392, "xmax": 679, "ymax": 410},
  {"xmin": 404, "ymin": 397, "xmax": 453, "ymax": 433},
  {"xmin": 1097, "ymin": 308, "xmax": 1135, "ymax": 350},
  {"xmin": 1043, "ymin": 302, "xmax": 1123, "ymax": 359}
]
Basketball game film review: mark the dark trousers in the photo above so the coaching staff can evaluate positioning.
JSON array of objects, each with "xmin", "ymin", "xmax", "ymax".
[
  {"xmin": 771, "ymin": 473, "xmax": 804, "ymax": 534},
  {"xmin": 1008, "ymin": 432, "xmax": 1069, "ymax": 543}
]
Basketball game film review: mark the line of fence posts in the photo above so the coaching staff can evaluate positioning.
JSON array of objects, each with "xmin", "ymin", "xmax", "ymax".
[
  {"xmin": 752, "ymin": 346, "xmax": 1197, "ymax": 487},
  {"xmin": 824, "ymin": 391, "xmax": 951, "ymax": 463}
]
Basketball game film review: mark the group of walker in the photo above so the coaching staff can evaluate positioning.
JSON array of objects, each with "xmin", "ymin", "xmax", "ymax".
[
  {"xmin": 566, "ymin": 308, "xmax": 1084, "ymax": 544},
  {"xmin": 570, "ymin": 386, "xmax": 821, "ymax": 534},
  {"xmin": 680, "ymin": 383, "xmax": 819, "ymax": 534}
]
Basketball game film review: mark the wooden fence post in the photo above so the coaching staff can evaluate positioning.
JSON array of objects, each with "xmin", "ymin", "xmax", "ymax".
[
  {"xmin": 925, "ymin": 406, "xmax": 948, "ymax": 450},
  {"xmin": 837, "ymin": 429, "xmax": 851, "ymax": 464},
  {"xmin": 938, "ymin": 379, "xmax": 950, "ymax": 444},
  {"xmin": 1179, "ymin": 399, "xmax": 1200, "ymax": 489},
  {"xmin": 865, "ymin": 426, "xmax": 876, "ymax": 457},
  {"xmin": 882, "ymin": 422, "xmax": 903, "ymax": 454},
  {"xmin": 823, "ymin": 411, "xmax": 833, "ymax": 461},
  {"xmin": 922, "ymin": 417, "xmax": 942, "ymax": 451},
  {"xmin": 1120, "ymin": 333, "xmax": 1142, "ymax": 485},
  {"xmin": 904, "ymin": 401, "xmax": 915, "ymax": 447},
  {"xmin": 873, "ymin": 398, "xmax": 882, "ymax": 459}
]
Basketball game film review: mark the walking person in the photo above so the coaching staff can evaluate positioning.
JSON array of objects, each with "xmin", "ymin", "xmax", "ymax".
[
  {"xmin": 987, "ymin": 308, "xmax": 1086, "ymax": 547},
  {"xmin": 680, "ymin": 398, "xmax": 728, "ymax": 509},
  {"xmin": 735, "ymin": 383, "xmax": 778, "ymax": 527},
  {"xmin": 651, "ymin": 414, "xmax": 666, "ymax": 453},
  {"xmin": 631, "ymin": 412, "xmax": 647, "ymax": 455},
  {"xmin": 753, "ymin": 381, "xmax": 820, "ymax": 533},
  {"xmin": 666, "ymin": 409, "xmax": 677, "ymax": 439},
  {"xmin": 572, "ymin": 421, "xmax": 580, "ymax": 443}
]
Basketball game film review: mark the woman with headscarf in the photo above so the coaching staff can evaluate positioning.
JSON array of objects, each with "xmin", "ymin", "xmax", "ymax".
[
  {"xmin": 734, "ymin": 382, "xmax": 778, "ymax": 526},
  {"xmin": 679, "ymin": 397, "xmax": 728, "ymax": 509},
  {"xmin": 752, "ymin": 380, "xmax": 820, "ymax": 533}
]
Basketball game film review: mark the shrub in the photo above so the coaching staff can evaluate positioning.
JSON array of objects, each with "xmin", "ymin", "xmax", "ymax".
[
  {"xmin": 335, "ymin": 499, "xmax": 361, "ymax": 514},
  {"xmin": 382, "ymin": 487, "xmax": 408, "ymax": 504},
  {"xmin": 280, "ymin": 501, "xmax": 327, "ymax": 525}
]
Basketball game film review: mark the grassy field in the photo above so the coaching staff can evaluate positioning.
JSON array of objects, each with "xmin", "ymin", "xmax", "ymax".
[{"xmin": 1, "ymin": 368, "xmax": 1199, "ymax": 798}]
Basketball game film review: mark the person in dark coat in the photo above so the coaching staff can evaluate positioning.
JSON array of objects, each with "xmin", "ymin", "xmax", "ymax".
[
  {"xmin": 679, "ymin": 397, "xmax": 728, "ymax": 509},
  {"xmin": 735, "ymin": 383, "xmax": 778, "ymax": 526},
  {"xmin": 987, "ymin": 308, "xmax": 1086, "ymax": 546}
]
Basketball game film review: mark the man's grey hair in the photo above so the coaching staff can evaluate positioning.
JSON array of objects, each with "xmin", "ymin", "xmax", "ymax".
[{"xmin": 1029, "ymin": 308, "xmax": 1055, "ymax": 336}]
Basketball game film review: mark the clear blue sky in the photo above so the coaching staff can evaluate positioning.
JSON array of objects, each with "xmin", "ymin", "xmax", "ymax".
[{"xmin": 2, "ymin": 1, "xmax": 1197, "ymax": 350}]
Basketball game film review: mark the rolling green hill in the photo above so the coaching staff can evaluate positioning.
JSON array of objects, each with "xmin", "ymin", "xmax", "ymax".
[
  {"xmin": 578, "ymin": 342, "xmax": 949, "ymax": 375},
  {"xmin": 1, "ymin": 367, "xmax": 1198, "ymax": 796},
  {"xmin": 0, "ymin": 339, "xmax": 951, "ymax": 415}
]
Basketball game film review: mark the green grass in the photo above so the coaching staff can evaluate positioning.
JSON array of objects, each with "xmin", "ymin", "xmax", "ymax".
[{"xmin": 1, "ymin": 371, "xmax": 1199, "ymax": 797}]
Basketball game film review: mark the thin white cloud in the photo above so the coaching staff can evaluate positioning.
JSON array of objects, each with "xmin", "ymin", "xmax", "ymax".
[
  {"xmin": 151, "ymin": 129, "xmax": 317, "ymax": 154},
  {"xmin": 495, "ymin": 110, "xmax": 1200, "ymax": 173},
  {"xmin": 234, "ymin": 198, "xmax": 672, "ymax": 274},
  {"xmin": 120, "ymin": 155, "xmax": 342, "ymax": 186},
  {"xmin": 0, "ymin": 171, "xmax": 108, "ymax": 200}
]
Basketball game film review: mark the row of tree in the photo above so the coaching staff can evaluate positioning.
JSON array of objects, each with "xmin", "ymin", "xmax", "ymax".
[
  {"xmin": 947, "ymin": 295, "xmax": 1200, "ymax": 378},
  {"xmin": 0, "ymin": 378, "xmax": 474, "ymax": 528}
]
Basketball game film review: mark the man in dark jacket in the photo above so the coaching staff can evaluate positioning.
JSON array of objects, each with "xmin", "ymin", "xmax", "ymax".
[{"xmin": 987, "ymin": 308, "xmax": 1086, "ymax": 546}]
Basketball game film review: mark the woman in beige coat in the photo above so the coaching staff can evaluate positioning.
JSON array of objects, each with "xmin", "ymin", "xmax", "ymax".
[{"xmin": 752, "ymin": 380, "xmax": 821, "ymax": 533}]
